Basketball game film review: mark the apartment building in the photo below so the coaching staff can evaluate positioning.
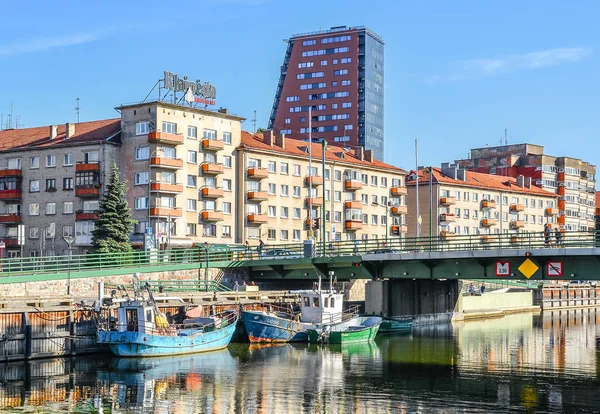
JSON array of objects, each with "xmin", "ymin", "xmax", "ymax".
[
  {"xmin": 117, "ymin": 101, "xmax": 244, "ymax": 248},
  {"xmin": 406, "ymin": 164, "xmax": 559, "ymax": 242},
  {"xmin": 268, "ymin": 25, "xmax": 385, "ymax": 160},
  {"xmin": 456, "ymin": 144, "xmax": 596, "ymax": 232},
  {"xmin": 0, "ymin": 120, "xmax": 121, "ymax": 257},
  {"xmin": 236, "ymin": 130, "xmax": 406, "ymax": 244}
]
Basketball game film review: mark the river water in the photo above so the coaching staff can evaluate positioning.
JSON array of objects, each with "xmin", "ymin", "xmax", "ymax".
[{"xmin": 1, "ymin": 309, "xmax": 599, "ymax": 413}]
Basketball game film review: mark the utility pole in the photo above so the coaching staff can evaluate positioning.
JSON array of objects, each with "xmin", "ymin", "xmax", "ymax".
[
  {"xmin": 429, "ymin": 166, "xmax": 433, "ymax": 251},
  {"xmin": 415, "ymin": 139, "xmax": 420, "ymax": 238},
  {"xmin": 308, "ymin": 106, "xmax": 313, "ymax": 239},
  {"xmin": 252, "ymin": 110, "xmax": 257, "ymax": 133},
  {"xmin": 75, "ymin": 98, "xmax": 80, "ymax": 123},
  {"xmin": 321, "ymin": 140, "xmax": 326, "ymax": 255}
]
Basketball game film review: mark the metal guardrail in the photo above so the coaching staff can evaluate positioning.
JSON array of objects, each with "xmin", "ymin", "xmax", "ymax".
[{"xmin": 0, "ymin": 231, "xmax": 599, "ymax": 278}]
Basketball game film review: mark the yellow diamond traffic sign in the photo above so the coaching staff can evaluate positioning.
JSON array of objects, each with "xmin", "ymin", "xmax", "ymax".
[{"xmin": 518, "ymin": 258, "xmax": 539, "ymax": 279}]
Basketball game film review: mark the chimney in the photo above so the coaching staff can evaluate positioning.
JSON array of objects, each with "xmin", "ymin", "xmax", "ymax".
[
  {"xmin": 49, "ymin": 125, "xmax": 58, "ymax": 140},
  {"xmin": 218, "ymin": 107, "xmax": 229, "ymax": 114},
  {"xmin": 524, "ymin": 177, "xmax": 532, "ymax": 188},
  {"xmin": 364, "ymin": 149, "xmax": 373, "ymax": 163},
  {"xmin": 355, "ymin": 146, "xmax": 364, "ymax": 161},
  {"xmin": 263, "ymin": 130, "xmax": 274, "ymax": 147},
  {"xmin": 275, "ymin": 133, "xmax": 286, "ymax": 149},
  {"xmin": 441, "ymin": 162, "xmax": 458, "ymax": 180},
  {"xmin": 66, "ymin": 123, "xmax": 75, "ymax": 139},
  {"xmin": 456, "ymin": 167, "xmax": 467, "ymax": 181},
  {"xmin": 516, "ymin": 175, "xmax": 524, "ymax": 187}
]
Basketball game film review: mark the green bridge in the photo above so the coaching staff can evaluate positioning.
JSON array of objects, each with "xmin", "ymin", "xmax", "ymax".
[{"xmin": 2, "ymin": 231, "xmax": 600, "ymax": 284}]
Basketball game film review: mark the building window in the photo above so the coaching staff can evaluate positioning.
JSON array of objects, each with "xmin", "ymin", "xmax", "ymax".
[
  {"xmin": 135, "ymin": 172, "xmax": 149, "ymax": 185},
  {"xmin": 223, "ymin": 156, "xmax": 232, "ymax": 168},
  {"xmin": 46, "ymin": 155, "xmax": 56, "ymax": 168},
  {"xmin": 222, "ymin": 132, "xmax": 232, "ymax": 144},
  {"xmin": 334, "ymin": 211, "xmax": 342, "ymax": 222},
  {"xmin": 293, "ymin": 186, "xmax": 301, "ymax": 197},
  {"xmin": 268, "ymin": 183, "xmax": 276, "ymax": 195},
  {"xmin": 135, "ymin": 147, "xmax": 149, "ymax": 160},
  {"xmin": 187, "ymin": 175, "xmax": 196, "ymax": 187},
  {"xmin": 63, "ymin": 177, "xmax": 73, "ymax": 190},
  {"xmin": 222, "ymin": 179, "xmax": 231, "ymax": 191},
  {"xmin": 203, "ymin": 129, "xmax": 217, "ymax": 139},
  {"xmin": 281, "ymin": 207, "xmax": 289, "ymax": 218},
  {"xmin": 136, "ymin": 122, "xmax": 150, "ymax": 135},
  {"xmin": 188, "ymin": 150, "xmax": 197, "ymax": 164},
  {"xmin": 223, "ymin": 202, "xmax": 231, "ymax": 214},
  {"xmin": 267, "ymin": 229, "xmax": 276, "ymax": 240},
  {"xmin": 203, "ymin": 224, "xmax": 216, "ymax": 237},
  {"xmin": 46, "ymin": 203, "xmax": 56, "ymax": 215},
  {"xmin": 222, "ymin": 225, "xmax": 231, "ymax": 238},
  {"xmin": 361, "ymin": 194, "xmax": 368, "ymax": 204},
  {"xmin": 135, "ymin": 197, "xmax": 148, "ymax": 209},
  {"xmin": 293, "ymin": 229, "xmax": 301, "ymax": 241},
  {"xmin": 293, "ymin": 164, "xmax": 301, "ymax": 176},
  {"xmin": 30, "ymin": 227, "xmax": 39, "ymax": 239},
  {"xmin": 371, "ymin": 176, "xmax": 378, "ymax": 186},
  {"xmin": 187, "ymin": 199, "xmax": 196, "ymax": 212},
  {"xmin": 30, "ymin": 157, "xmax": 39, "ymax": 169},
  {"xmin": 281, "ymin": 163, "xmax": 289, "ymax": 174},
  {"xmin": 187, "ymin": 223, "xmax": 197, "ymax": 235},
  {"xmin": 187, "ymin": 126, "xmax": 197, "ymax": 139},
  {"xmin": 281, "ymin": 185, "xmax": 289, "ymax": 196},
  {"xmin": 63, "ymin": 202, "xmax": 74, "ymax": 214},
  {"xmin": 63, "ymin": 154, "xmax": 73, "ymax": 166},
  {"xmin": 29, "ymin": 203, "xmax": 39, "ymax": 216},
  {"xmin": 280, "ymin": 229, "xmax": 289, "ymax": 241},
  {"xmin": 45, "ymin": 179, "xmax": 56, "ymax": 191},
  {"xmin": 293, "ymin": 208, "xmax": 301, "ymax": 219},
  {"xmin": 29, "ymin": 180, "xmax": 39, "ymax": 192},
  {"xmin": 268, "ymin": 161, "xmax": 276, "ymax": 173},
  {"xmin": 162, "ymin": 122, "xmax": 177, "ymax": 134},
  {"xmin": 268, "ymin": 205, "xmax": 276, "ymax": 217}
]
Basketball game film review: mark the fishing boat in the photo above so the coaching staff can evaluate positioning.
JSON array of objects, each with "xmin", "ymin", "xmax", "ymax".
[
  {"xmin": 377, "ymin": 316, "xmax": 413, "ymax": 335},
  {"xmin": 307, "ymin": 316, "xmax": 382, "ymax": 344},
  {"xmin": 241, "ymin": 276, "xmax": 345, "ymax": 343},
  {"xmin": 96, "ymin": 285, "xmax": 238, "ymax": 357}
]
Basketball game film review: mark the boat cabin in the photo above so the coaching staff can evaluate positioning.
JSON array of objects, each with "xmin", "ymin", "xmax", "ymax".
[
  {"xmin": 116, "ymin": 301, "xmax": 156, "ymax": 334},
  {"xmin": 300, "ymin": 291, "xmax": 344, "ymax": 324}
]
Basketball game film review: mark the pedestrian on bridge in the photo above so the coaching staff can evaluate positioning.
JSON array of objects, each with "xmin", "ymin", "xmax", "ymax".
[
  {"xmin": 469, "ymin": 283, "xmax": 475, "ymax": 296},
  {"xmin": 480, "ymin": 283, "xmax": 486, "ymax": 295},
  {"xmin": 544, "ymin": 224, "xmax": 551, "ymax": 247},
  {"xmin": 555, "ymin": 228, "xmax": 562, "ymax": 247}
]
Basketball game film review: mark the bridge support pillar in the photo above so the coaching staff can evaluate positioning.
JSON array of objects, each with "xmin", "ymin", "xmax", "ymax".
[{"xmin": 366, "ymin": 279, "xmax": 459, "ymax": 317}]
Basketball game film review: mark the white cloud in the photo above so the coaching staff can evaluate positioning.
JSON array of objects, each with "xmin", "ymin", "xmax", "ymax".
[
  {"xmin": 0, "ymin": 32, "xmax": 103, "ymax": 57},
  {"xmin": 427, "ymin": 47, "xmax": 593, "ymax": 82}
]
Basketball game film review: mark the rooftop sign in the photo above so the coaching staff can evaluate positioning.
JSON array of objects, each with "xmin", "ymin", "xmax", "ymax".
[{"xmin": 163, "ymin": 71, "xmax": 216, "ymax": 106}]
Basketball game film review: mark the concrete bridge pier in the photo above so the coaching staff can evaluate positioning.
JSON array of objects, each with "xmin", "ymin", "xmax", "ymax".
[{"xmin": 365, "ymin": 279, "xmax": 460, "ymax": 325}]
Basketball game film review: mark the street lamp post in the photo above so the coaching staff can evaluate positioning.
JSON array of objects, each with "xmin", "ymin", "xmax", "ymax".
[
  {"xmin": 203, "ymin": 242, "xmax": 209, "ymax": 283},
  {"xmin": 63, "ymin": 235, "xmax": 75, "ymax": 295},
  {"xmin": 146, "ymin": 147, "xmax": 163, "ymax": 249}
]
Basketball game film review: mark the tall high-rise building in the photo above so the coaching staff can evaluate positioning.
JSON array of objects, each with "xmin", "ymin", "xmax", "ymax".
[
  {"xmin": 456, "ymin": 144, "xmax": 596, "ymax": 232},
  {"xmin": 268, "ymin": 26, "xmax": 385, "ymax": 160}
]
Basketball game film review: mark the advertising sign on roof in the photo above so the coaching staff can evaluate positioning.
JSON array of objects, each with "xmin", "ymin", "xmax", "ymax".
[{"xmin": 163, "ymin": 71, "xmax": 216, "ymax": 106}]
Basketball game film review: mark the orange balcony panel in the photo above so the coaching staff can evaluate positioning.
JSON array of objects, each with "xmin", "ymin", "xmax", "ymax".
[
  {"xmin": 390, "ymin": 187, "xmax": 407, "ymax": 196},
  {"xmin": 344, "ymin": 201, "xmax": 362, "ymax": 209},
  {"xmin": 202, "ymin": 188, "xmax": 224, "ymax": 198},
  {"xmin": 150, "ymin": 207, "xmax": 182, "ymax": 217},
  {"xmin": 247, "ymin": 167, "xmax": 269, "ymax": 179},
  {"xmin": 440, "ymin": 213, "xmax": 455, "ymax": 222},
  {"xmin": 481, "ymin": 200, "xmax": 497, "ymax": 209},
  {"xmin": 305, "ymin": 176, "xmax": 323, "ymax": 186},
  {"xmin": 344, "ymin": 180, "xmax": 362, "ymax": 191},
  {"xmin": 0, "ymin": 169, "xmax": 22, "ymax": 177},
  {"xmin": 391, "ymin": 225, "xmax": 408, "ymax": 234},
  {"xmin": 510, "ymin": 220, "xmax": 525, "ymax": 229},
  {"xmin": 440, "ymin": 197, "xmax": 456, "ymax": 206},
  {"xmin": 75, "ymin": 187, "xmax": 100, "ymax": 198},
  {"xmin": 481, "ymin": 235, "xmax": 495, "ymax": 243},
  {"xmin": 247, "ymin": 191, "xmax": 268, "ymax": 201},
  {"xmin": 558, "ymin": 200, "xmax": 566, "ymax": 210},
  {"xmin": 545, "ymin": 208, "xmax": 559, "ymax": 216},
  {"xmin": 557, "ymin": 172, "xmax": 565, "ymax": 181},
  {"xmin": 481, "ymin": 218, "xmax": 498, "ymax": 227},
  {"xmin": 148, "ymin": 131, "xmax": 184, "ymax": 145},
  {"xmin": 510, "ymin": 204, "xmax": 525, "ymax": 212},
  {"xmin": 201, "ymin": 163, "xmax": 224, "ymax": 175},
  {"xmin": 557, "ymin": 187, "xmax": 566, "ymax": 196},
  {"xmin": 151, "ymin": 182, "xmax": 183, "ymax": 193},
  {"xmin": 150, "ymin": 157, "xmax": 184, "ymax": 169},
  {"xmin": 557, "ymin": 215, "xmax": 566, "ymax": 225},
  {"xmin": 305, "ymin": 197, "xmax": 323, "ymax": 207},
  {"xmin": 76, "ymin": 211, "xmax": 99, "ymax": 221},
  {"xmin": 0, "ymin": 214, "xmax": 21, "ymax": 224},
  {"xmin": 247, "ymin": 214, "xmax": 268, "ymax": 224},
  {"xmin": 201, "ymin": 139, "xmax": 225, "ymax": 151},
  {"xmin": 345, "ymin": 220, "xmax": 363, "ymax": 231},
  {"xmin": 201, "ymin": 211, "xmax": 224, "ymax": 222},
  {"xmin": 75, "ymin": 163, "xmax": 100, "ymax": 172},
  {"xmin": 392, "ymin": 205, "xmax": 408, "ymax": 215},
  {"xmin": 440, "ymin": 230, "xmax": 455, "ymax": 239},
  {"xmin": 2, "ymin": 238, "xmax": 18, "ymax": 247},
  {"xmin": 0, "ymin": 189, "xmax": 21, "ymax": 200}
]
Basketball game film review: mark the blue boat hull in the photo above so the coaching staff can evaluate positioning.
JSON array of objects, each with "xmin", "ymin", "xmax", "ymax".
[
  {"xmin": 241, "ymin": 311, "xmax": 313, "ymax": 343},
  {"xmin": 97, "ymin": 322, "xmax": 237, "ymax": 357}
]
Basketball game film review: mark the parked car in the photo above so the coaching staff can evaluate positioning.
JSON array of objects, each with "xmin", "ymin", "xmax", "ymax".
[{"xmin": 260, "ymin": 249, "xmax": 302, "ymax": 259}]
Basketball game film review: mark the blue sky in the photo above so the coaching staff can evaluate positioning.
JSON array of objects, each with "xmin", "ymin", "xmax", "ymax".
[{"xmin": 0, "ymin": 0, "xmax": 598, "ymax": 172}]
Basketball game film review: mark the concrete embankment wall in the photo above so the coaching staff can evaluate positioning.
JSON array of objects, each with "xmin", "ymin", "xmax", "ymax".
[{"xmin": 460, "ymin": 291, "xmax": 533, "ymax": 312}]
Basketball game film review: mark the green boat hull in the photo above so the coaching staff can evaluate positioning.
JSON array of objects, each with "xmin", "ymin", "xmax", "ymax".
[{"xmin": 308, "ymin": 316, "xmax": 381, "ymax": 344}]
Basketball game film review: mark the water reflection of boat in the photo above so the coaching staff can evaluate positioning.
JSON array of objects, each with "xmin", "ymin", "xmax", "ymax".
[
  {"xmin": 378, "ymin": 316, "xmax": 413, "ymax": 335},
  {"xmin": 308, "ymin": 316, "xmax": 382, "ymax": 344},
  {"xmin": 322, "ymin": 341, "xmax": 379, "ymax": 356}
]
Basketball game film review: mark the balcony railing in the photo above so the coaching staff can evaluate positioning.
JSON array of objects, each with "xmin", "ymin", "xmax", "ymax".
[
  {"xmin": 344, "ymin": 201, "xmax": 362, "ymax": 209},
  {"xmin": 0, "ymin": 189, "xmax": 21, "ymax": 200},
  {"xmin": 75, "ymin": 186, "xmax": 101, "ymax": 198},
  {"xmin": 345, "ymin": 220, "xmax": 362, "ymax": 231},
  {"xmin": 481, "ymin": 200, "xmax": 496, "ymax": 210},
  {"xmin": 201, "ymin": 163, "xmax": 224, "ymax": 175},
  {"xmin": 247, "ymin": 167, "xmax": 269, "ymax": 179},
  {"xmin": 545, "ymin": 208, "xmax": 558, "ymax": 216},
  {"xmin": 247, "ymin": 213, "xmax": 268, "ymax": 224},
  {"xmin": 0, "ymin": 213, "xmax": 21, "ymax": 224},
  {"xmin": 440, "ymin": 197, "xmax": 456, "ymax": 206},
  {"xmin": 247, "ymin": 191, "xmax": 269, "ymax": 201},
  {"xmin": 440, "ymin": 213, "xmax": 456, "ymax": 222},
  {"xmin": 201, "ymin": 210, "xmax": 224, "ymax": 222},
  {"xmin": 0, "ymin": 168, "xmax": 22, "ymax": 178},
  {"xmin": 75, "ymin": 210, "xmax": 99, "ymax": 221},
  {"xmin": 510, "ymin": 220, "xmax": 525, "ymax": 229},
  {"xmin": 202, "ymin": 187, "xmax": 224, "ymax": 198},
  {"xmin": 150, "ymin": 207, "xmax": 182, "ymax": 217},
  {"xmin": 390, "ymin": 187, "xmax": 407, "ymax": 196},
  {"xmin": 391, "ymin": 205, "xmax": 408, "ymax": 215},
  {"xmin": 344, "ymin": 180, "xmax": 362, "ymax": 191},
  {"xmin": 305, "ymin": 175, "xmax": 323, "ymax": 186},
  {"xmin": 201, "ymin": 139, "xmax": 225, "ymax": 151},
  {"xmin": 148, "ymin": 131, "xmax": 184, "ymax": 145},
  {"xmin": 305, "ymin": 197, "xmax": 323, "ymax": 207},
  {"xmin": 75, "ymin": 162, "xmax": 100, "ymax": 172},
  {"xmin": 481, "ymin": 218, "xmax": 497, "ymax": 227},
  {"xmin": 510, "ymin": 204, "xmax": 525, "ymax": 212},
  {"xmin": 150, "ymin": 157, "xmax": 183, "ymax": 169},
  {"xmin": 150, "ymin": 182, "xmax": 183, "ymax": 193}
]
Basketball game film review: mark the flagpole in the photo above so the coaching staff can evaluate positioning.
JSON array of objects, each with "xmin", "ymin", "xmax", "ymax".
[{"xmin": 415, "ymin": 138, "xmax": 420, "ymax": 239}]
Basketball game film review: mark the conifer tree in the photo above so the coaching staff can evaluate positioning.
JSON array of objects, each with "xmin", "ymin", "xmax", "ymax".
[{"xmin": 90, "ymin": 163, "xmax": 136, "ymax": 254}]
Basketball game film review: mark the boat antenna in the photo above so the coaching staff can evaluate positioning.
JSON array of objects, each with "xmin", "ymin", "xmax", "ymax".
[
  {"xmin": 318, "ymin": 275, "xmax": 321, "ymax": 292},
  {"xmin": 329, "ymin": 271, "xmax": 333, "ymax": 293}
]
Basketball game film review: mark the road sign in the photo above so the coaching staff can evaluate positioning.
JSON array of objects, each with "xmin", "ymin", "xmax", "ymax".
[
  {"xmin": 546, "ymin": 261, "xmax": 563, "ymax": 277},
  {"xmin": 518, "ymin": 258, "xmax": 539, "ymax": 279},
  {"xmin": 147, "ymin": 227, "xmax": 153, "ymax": 235},
  {"xmin": 496, "ymin": 261, "xmax": 511, "ymax": 277}
]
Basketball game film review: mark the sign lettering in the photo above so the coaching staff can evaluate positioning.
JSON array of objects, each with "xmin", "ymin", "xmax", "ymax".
[
  {"xmin": 164, "ymin": 71, "xmax": 217, "ymax": 105},
  {"xmin": 496, "ymin": 261, "xmax": 510, "ymax": 277}
]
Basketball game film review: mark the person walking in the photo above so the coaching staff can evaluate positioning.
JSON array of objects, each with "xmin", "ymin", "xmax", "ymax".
[
  {"xmin": 233, "ymin": 281, "xmax": 239, "ymax": 292},
  {"xmin": 555, "ymin": 228, "xmax": 562, "ymax": 248},
  {"xmin": 469, "ymin": 283, "xmax": 475, "ymax": 296},
  {"xmin": 258, "ymin": 239, "xmax": 265, "ymax": 257},
  {"xmin": 544, "ymin": 224, "xmax": 551, "ymax": 247},
  {"xmin": 480, "ymin": 283, "xmax": 486, "ymax": 295}
]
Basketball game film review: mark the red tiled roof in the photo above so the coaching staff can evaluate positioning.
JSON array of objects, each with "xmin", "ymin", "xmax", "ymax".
[
  {"xmin": 239, "ymin": 131, "xmax": 405, "ymax": 173},
  {"xmin": 407, "ymin": 167, "xmax": 557, "ymax": 197},
  {"xmin": 0, "ymin": 119, "xmax": 121, "ymax": 151}
]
